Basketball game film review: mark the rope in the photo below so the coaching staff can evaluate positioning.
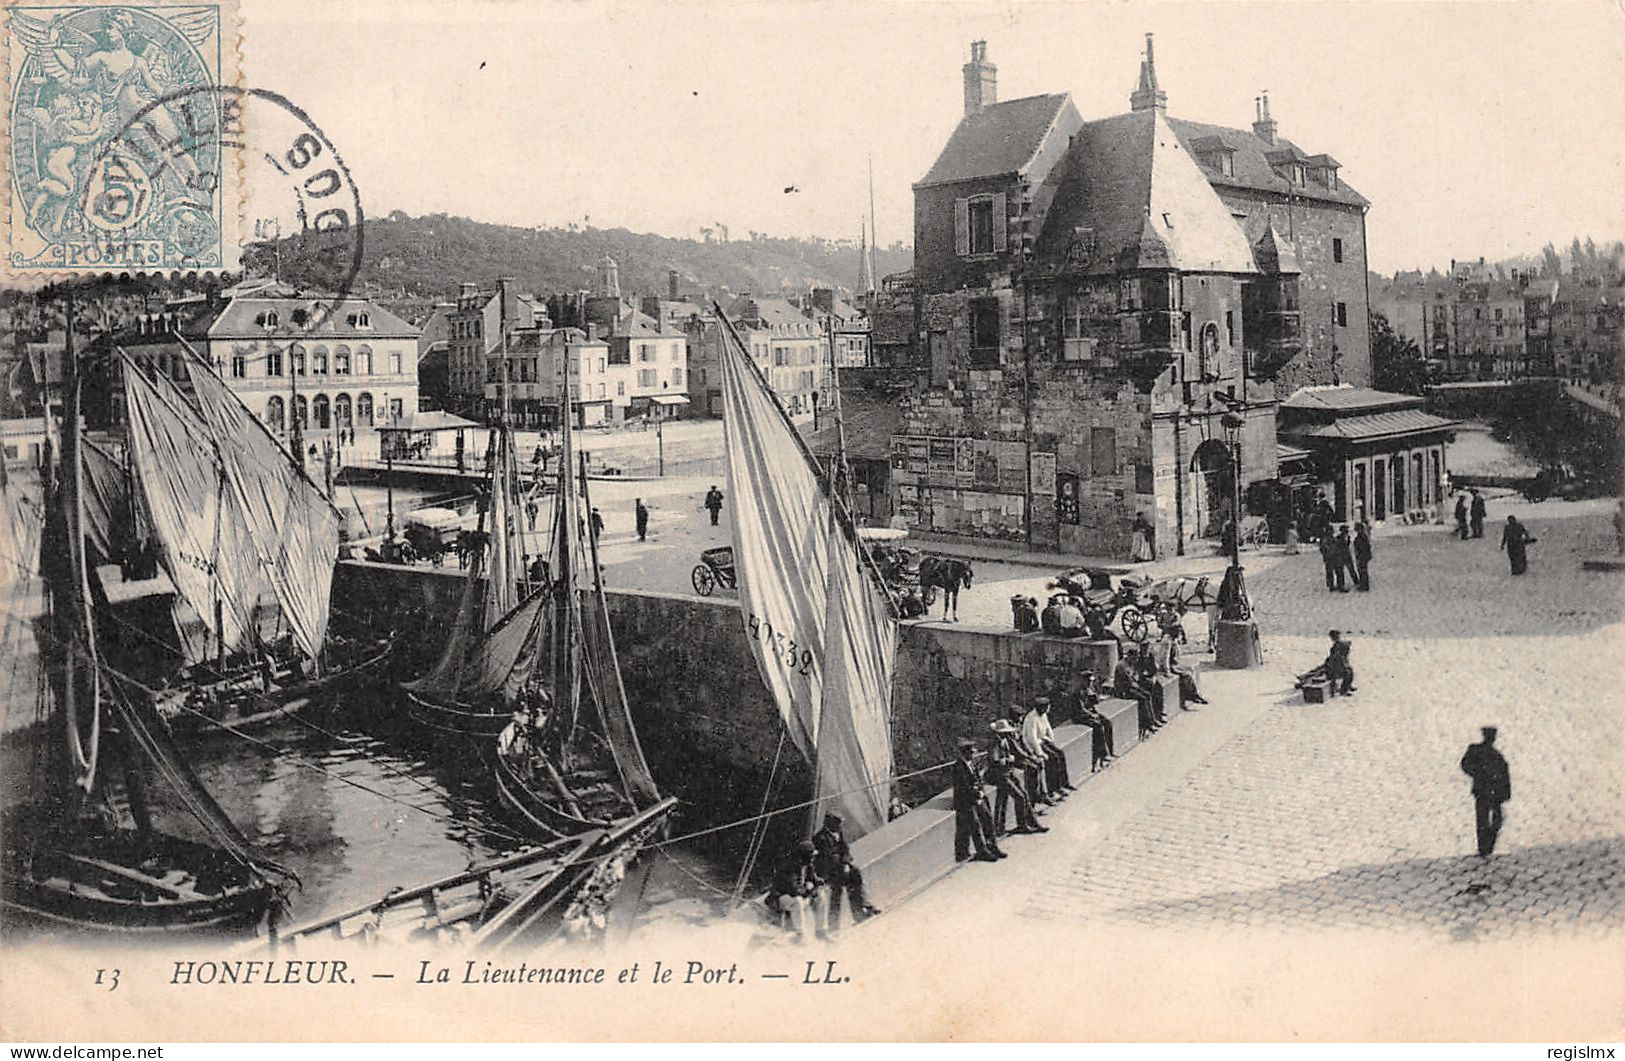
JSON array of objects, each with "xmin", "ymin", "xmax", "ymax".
[
  {"xmin": 659, "ymin": 848, "xmax": 736, "ymax": 900},
  {"xmin": 732, "ymin": 730, "xmax": 786, "ymax": 901},
  {"xmin": 652, "ymin": 756, "xmax": 957, "ymax": 850}
]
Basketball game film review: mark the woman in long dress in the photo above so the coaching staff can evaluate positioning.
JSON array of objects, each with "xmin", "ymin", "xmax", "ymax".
[
  {"xmin": 1283, "ymin": 521, "xmax": 1301, "ymax": 555},
  {"xmin": 1130, "ymin": 513, "xmax": 1156, "ymax": 562},
  {"xmin": 1500, "ymin": 515, "xmax": 1533, "ymax": 575}
]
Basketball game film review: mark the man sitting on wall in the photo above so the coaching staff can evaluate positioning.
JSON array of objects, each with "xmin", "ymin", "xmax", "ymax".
[
  {"xmin": 811, "ymin": 813, "xmax": 880, "ymax": 928},
  {"xmin": 1023, "ymin": 697, "xmax": 1075, "ymax": 800},
  {"xmin": 1114, "ymin": 647, "xmax": 1161, "ymax": 738},
  {"xmin": 767, "ymin": 840, "xmax": 828, "ymax": 942}
]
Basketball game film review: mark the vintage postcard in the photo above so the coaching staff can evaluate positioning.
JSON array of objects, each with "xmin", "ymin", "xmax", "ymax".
[{"xmin": 1, "ymin": 0, "xmax": 1622, "ymax": 1046}]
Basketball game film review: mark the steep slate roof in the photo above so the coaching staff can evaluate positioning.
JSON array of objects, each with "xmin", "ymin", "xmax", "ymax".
[
  {"xmin": 1036, "ymin": 109, "xmax": 1257, "ymax": 275},
  {"xmin": 917, "ymin": 93, "xmax": 1076, "ymax": 187},
  {"xmin": 1166, "ymin": 117, "xmax": 1368, "ymax": 208},
  {"xmin": 1280, "ymin": 386, "xmax": 1422, "ymax": 412},
  {"xmin": 208, "ymin": 296, "xmax": 419, "ymax": 337}
]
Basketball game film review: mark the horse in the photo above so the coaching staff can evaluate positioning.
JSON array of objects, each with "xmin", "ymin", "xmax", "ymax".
[
  {"xmin": 455, "ymin": 528, "xmax": 490, "ymax": 569},
  {"xmin": 917, "ymin": 556, "xmax": 973, "ymax": 622}
]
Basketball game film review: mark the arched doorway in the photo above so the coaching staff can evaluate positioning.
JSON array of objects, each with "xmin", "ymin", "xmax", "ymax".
[
  {"xmin": 312, "ymin": 393, "xmax": 330, "ymax": 430},
  {"xmin": 1191, "ymin": 438, "xmax": 1233, "ymax": 538},
  {"xmin": 334, "ymin": 393, "xmax": 352, "ymax": 430},
  {"xmin": 265, "ymin": 396, "xmax": 284, "ymax": 433}
]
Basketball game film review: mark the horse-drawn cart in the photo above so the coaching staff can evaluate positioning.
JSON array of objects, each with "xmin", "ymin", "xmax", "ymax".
[{"xmin": 691, "ymin": 546, "xmax": 737, "ymax": 597}]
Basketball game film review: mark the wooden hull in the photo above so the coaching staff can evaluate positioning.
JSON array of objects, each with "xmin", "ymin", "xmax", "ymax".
[
  {"xmin": 1, "ymin": 827, "xmax": 276, "ymax": 936},
  {"xmin": 489, "ymin": 745, "xmax": 634, "ymax": 841},
  {"xmin": 402, "ymin": 688, "xmax": 512, "ymax": 739},
  {"xmin": 162, "ymin": 639, "xmax": 396, "ymax": 740}
]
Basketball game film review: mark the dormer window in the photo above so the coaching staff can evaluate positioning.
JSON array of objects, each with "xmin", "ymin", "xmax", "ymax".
[
  {"xmin": 1292, "ymin": 164, "xmax": 1306, "ymax": 187},
  {"xmin": 1323, "ymin": 167, "xmax": 1339, "ymax": 190},
  {"xmin": 260, "ymin": 310, "xmax": 279, "ymax": 328}
]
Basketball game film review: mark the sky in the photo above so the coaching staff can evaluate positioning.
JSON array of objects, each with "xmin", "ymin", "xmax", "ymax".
[{"xmin": 243, "ymin": 0, "xmax": 1625, "ymax": 276}]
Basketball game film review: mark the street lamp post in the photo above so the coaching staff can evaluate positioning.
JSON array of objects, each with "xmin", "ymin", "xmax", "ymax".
[{"xmin": 1215, "ymin": 410, "xmax": 1261, "ymax": 668}]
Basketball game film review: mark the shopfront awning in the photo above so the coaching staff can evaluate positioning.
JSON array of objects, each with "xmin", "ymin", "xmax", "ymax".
[{"xmin": 648, "ymin": 394, "xmax": 691, "ymax": 406}]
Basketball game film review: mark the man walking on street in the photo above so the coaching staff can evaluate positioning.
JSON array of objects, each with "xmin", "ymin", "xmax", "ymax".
[
  {"xmin": 1353, "ymin": 521, "xmax": 1373, "ymax": 591},
  {"xmin": 1500, "ymin": 514, "xmax": 1535, "ymax": 576},
  {"xmin": 1469, "ymin": 489, "xmax": 1487, "ymax": 539},
  {"xmin": 1319, "ymin": 530, "xmax": 1342, "ymax": 592},
  {"xmin": 1455, "ymin": 493, "xmax": 1470, "ymax": 540},
  {"xmin": 951, "ymin": 739, "xmax": 1003, "ymax": 862},
  {"xmin": 634, "ymin": 498, "xmax": 649, "ymax": 543},
  {"xmin": 703, "ymin": 485, "xmax": 725, "ymax": 527},
  {"xmin": 589, "ymin": 507, "xmax": 604, "ymax": 543},
  {"xmin": 1460, "ymin": 726, "xmax": 1511, "ymax": 857}
]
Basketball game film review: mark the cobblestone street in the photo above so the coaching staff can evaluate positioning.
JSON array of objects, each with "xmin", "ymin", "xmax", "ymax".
[{"xmin": 873, "ymin": 497, "xmax": 1625, "ymax": 945}]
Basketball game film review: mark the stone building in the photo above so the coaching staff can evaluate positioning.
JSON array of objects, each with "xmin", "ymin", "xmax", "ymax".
[
  {"xmin": 892, "ymin": 37, "xmax": 1369, "ymax": 555},
  {"xmin": 444, "ymin": 277, "xmax": 549, "ymax": 422},
  {"xmin": 1552, "ymin": 276, "xmax": 1625, "ymax": 384},
  {"xmin": 687, "ymin": 294, "xmax": 830, "ymax": 419},
  {"xmin": 108, "ymin": 281, "xmax": 420, "ymax": 446}
]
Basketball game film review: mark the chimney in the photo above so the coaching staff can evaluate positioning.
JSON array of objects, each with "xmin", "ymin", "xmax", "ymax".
[
  {"xmin": 668, "ymin": 269, "xmax": 679, "ymax": 299},
  {"xmin": 587, "ymin": 323, "xmax": 600, "ymax": 342},
  {"xmin": 962, "ymin": 40, "xmax": 996, "ymax": 117},
  {"xmin": 459, "ymin": 281, "xmax": 478, "ymax": 298},
  {"xmin": 497, "ymin": 276, "xmax": 515, "ymax": 323},
  {"xmin": 1129, "ymin": 33, "xmax": 1167, "ymax": 113},
  {"xmin": 1252, "ymin": 90, "xmax": 1277, "ymax": 144}
]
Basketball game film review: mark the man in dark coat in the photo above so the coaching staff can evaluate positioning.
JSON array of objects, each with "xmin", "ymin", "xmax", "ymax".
[
  {"xmin": 1469, "ymin": 489, "xmax": 1487, "ymax": 539},
  {"xmin": 1500, "ymin": 514, "xmax": 1534, "ymax": 576},
  {"xmin": 1313, "ymin": 496, "xmax": 1335, "ymax": 543},
  {"xmin": 951, "ymin": 739, "xmax": 1003, "ymax": 862},
  {"xmin": 1324, "ymin": 629, "xmax": 1355, "ymax": 696},
  {"xmin": 634, "ymin": 498, "xmax": 649, "ymax": 542},
  {"xmin": 1318, "ymin": 530, "xmax": 1341, "ymax": 592},
  {"xmin": 767, "ymin": 840, "xmax": 828, "ymax": 940},
  {"xmin": 703, "ymin": 485, "xmax": 725, "ymax": 526},
  {"xmin": 589, "ymin": 507, "xmax": 604, "ymax": 541},
  {"xmin": 1353, "ymin": 522, "xmax": 1373, "ymax": 591},
  {"xmin": 988, "ymin": 719, "xmax": 1047, "ymax": 837},
  {"xmin": 1331, "ymin": 526, "xmax": 1355, "ymax": 591},
  {"xmin": 1455, "ymin": 494, "xmax": 1470, "ymax": 539},
  {"xmin": 1460, "ymin": 726, "xmax": 1511, "ymax": 857},
  {"xmin": 811, "ymin": 812, "xmax": 880, "ymax": 927},
  {"xmin": 1071, "ymin": 673, "xmax": 1115, "ymax": 770},
  {"xmin": 1114, "ymin": 648, "xmax": 1160, "ymax": 737}
]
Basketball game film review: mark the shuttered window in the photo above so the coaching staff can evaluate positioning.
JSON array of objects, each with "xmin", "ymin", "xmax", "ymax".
[{"xmin": 955, "ymin": 193, "xmax": 1008, "ymax": 257}]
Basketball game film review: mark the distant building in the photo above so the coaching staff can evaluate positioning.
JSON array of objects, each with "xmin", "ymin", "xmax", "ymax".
[
  {"xmin": 415, "ymin": 300, "xmax": 455, "ymax": 410},
  {"xmin": 804, "ymin": 288, "xmax": 871, "ymax": 368},
  {"xmin": 106, "ymin": 280, "xmax": 421, "ymax": 443},
  {"xmin": 1552, "ymin": 276, "xmax": 1625, "ymax": 384},
  {"xmin": 445, "ymin": 277, "xmax": 548, "ymax": 422},
  {"xmin": 687, "ymin": 294, "xmax": 830, "ymax": 420}
]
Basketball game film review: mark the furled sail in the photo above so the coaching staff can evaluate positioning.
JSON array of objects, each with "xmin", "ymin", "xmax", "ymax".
[
  {"xmin": 121, "ymin": 358, "xmax": 271, "ymax": 660},
  {"xmin": 716, "ymin": 309, "xmax": 897, "ymax": 834},
  {"xmin": 183, "ymin": 355, "xmax": 340, "ymax": 661},
  {"xmin": 79, "ymin": 437, "xmax": 138, "ymax": 567}
]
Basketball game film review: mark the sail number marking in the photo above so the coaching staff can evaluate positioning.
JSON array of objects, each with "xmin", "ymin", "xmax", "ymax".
[{"xmin": 746, "ymin": 613, "xmax": 815, "ymax": 677}]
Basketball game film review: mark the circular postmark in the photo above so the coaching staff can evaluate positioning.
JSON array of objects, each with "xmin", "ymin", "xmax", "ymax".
[{"xmin": 85, "ymin": 85, "xmax": 363, "ymax": 325}]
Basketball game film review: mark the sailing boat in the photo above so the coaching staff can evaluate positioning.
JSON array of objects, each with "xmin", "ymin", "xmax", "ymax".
[
  {"xmin": 0, "ymin": 341, "xmax": 292, "ymax": 934},
  {"xmin": 713, "ymin": 304, "xmax": 899, "ymax": 837},
  {"xmin": 107, "ymin": 346, "xmax": 389, "ymax": 737}
]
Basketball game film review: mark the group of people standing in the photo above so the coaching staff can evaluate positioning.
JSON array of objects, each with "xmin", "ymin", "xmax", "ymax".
[
  {"xmin": 1455, "ymin": 488, "xmax": 1538, "ymax": 576},
  {"xmin": 1316, "ymin": 522, "xmax": 1374, "ymax": 592}
]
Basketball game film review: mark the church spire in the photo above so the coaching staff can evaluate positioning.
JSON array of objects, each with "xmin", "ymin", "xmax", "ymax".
[
  {"xmin": 858, "ymin": 222, "xmax": 875, "ymax": 294},
  {"xmin": 1129, "ymin": 32, "xmax": 1167, "ymax": 113}
]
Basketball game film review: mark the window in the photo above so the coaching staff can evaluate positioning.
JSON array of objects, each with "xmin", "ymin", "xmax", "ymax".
[
  {"xmin": 1061, "ymin": 295, "xmax": 1094, "ymax": 362},
  {"xmin": 969, "ymin": 299, "xmax": 1000, "ymax": 367},
  {"xmin": 292, "ymin": 346, "xmax": 307, "ymax": 376},
  {"xmin": 334, "ymin": 346, "xmax": 350, "ymax": 374},
  {"xmin": 598, "ymin": 358, "xmax": 606, "ymax": 373},
  {"xmin": 638, "ymin": 343, "xmax": 652, "ymax": 363},
  {"xmin": 1119, "ymin": 278, "xmax": 1143, "ymax": 311},
  {"xmin": 1332, "ymin": 238, "xmax": 1344, "ymax": 264},
  {"xmin": 617, "ymin": 381, "xmax": 625, "ymax": 396},
  {"xmin": 311, "ymin": 347, "xmax": 327, "ymax": 374},
  {"xmin": 672, "ymin": 367, "xmax": 683, "ymax": 386},
  {"xmin": 967, "ymin": 199, "xmax": 995, "ymax": 255},
  {"xmin": 388, "ymin": 350, "xmax": 403, "ymax": 375},
  {"xmin": 334, "ymin": 393, "xmax": 352, "ymax": 428},
  {"xmin": 266, "ymin": 348, "xmax": 283, "ymax": 377},
  {"xmin": 1336, "ymin": 302, "xmax": 1348, "ymax": 328},
  {"xmin": 389, "ymin": 399, "xmax": 403, "ymax": 422},
  {"xmin": 597, "ymin": 383, "xmax": 606, "ymax": 398},
  {"xmin": 954, "ymin": 193, "xmax": 1007, "ymax": 257},
  {"xmin": 264, "ymin": 311, "xmax": 279, "ymax": 328},
  {"xmin": 1225, "ymin": 310, "xmax": 1235, "ymax": 346},
  {"xmin": 231, "ymin": 353, "xmax": 246, "ymax": 378},
  {"xmin": 1292, "ymin": 164, "xmax": 1306, "ymax": 187},
  {"xmin": 356, "ymin": 346, "xmax": 372, "ymax": 374},
  {"xmin": 638, "ymin": 369, "xmax": 657, "ymax": 387},
  {"xmin": 1495, "ymin": 325, "xmax": 1505, "ymax": 338},
  {"xmin": 313, "ymin": 394, "xmax": 330, "ymax": 429},
  {"xmin": 292, "ymin": 395, "xmax": 308, "ymax": 428},
  {"xmin": 1494, "ymin": 307, "xmax": 1503, "ymax": 320},
  {"xmin": 356, "ymin": 393, "xmax": 374, "ymax": 426},
  {"xmin": 265, "ymin": 397, "xmax": 284, "ymax": 431}
]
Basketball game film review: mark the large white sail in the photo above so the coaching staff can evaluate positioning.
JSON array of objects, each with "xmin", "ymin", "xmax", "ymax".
[
  {"xmin": 121, "ymin": 358, "xmax": 269, "ymax": 660},
  {"xmin": 183, "ymin": 356, "xmax": 340, "ymax": 661},
  {"xmin": 716, "ymin": 310, "xmax": 896, "ymax": 834}
]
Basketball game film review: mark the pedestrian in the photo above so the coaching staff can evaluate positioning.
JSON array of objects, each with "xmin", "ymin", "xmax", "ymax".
[
  {"xmin": 1220, "ymin": 517, "xmax": 1237, "ymax": 558},
  {"xmin": 766, "ymin": 840, "xmax": 828, "ymax": 941},
  {"xmin": 1023, "ymin": 697, "xmax": 1075, "ymax": 798},
  {"xmin": 1318, "ymin": 529, "xmax": 1338, "ymax": 591},
  {"xmin": 1009, "ymin": 704, "xmax": 1051, "ymax": 807},
  {"xmin": 525, "ymin": 498, "xmax": 538, "ymax": 531},
  {"xmin": 1070, "ymin": 673, "xmax": 1115, "ymax": 770},
  {"xmin": 703, "ymin": 484, "xmax": 725, "ymax": 527},
  {"xmin": 634, "ymin": 498, "xmax": 649, "ymax": 542},
  {"xmin": 1499, "ymin": 514, "xmax": 1535, "ymax": 576},
  {"xmin": 1010, "ymin": 595, "xmax": 1040, "ymax": 634},
  {"xmin": 951, "ymin": 738, "xmax": 1004, "ymax": 863},
  {"xmin": 1353, "ymin": 521, "xmax": 1373, "ymax": 591},
  {"xmin": 1455, "ymin": 493, "xmax": 1470, "ymax": 539},
  {"xmin": 988, "ymin": 719, "xmax": 1046, "ymax": 837},
  {"xmin": 589, "ymin": 506, "xmax": 604, "ymax": 542},
  {"xmin": 1130, "ymin": 512, "xmax": 1156, "ymax": 562},
  {"xmin": 1165, "ymin": 636, "xmax": 1210, "ymax": 705},
  {"xmin": 1334, "ymin": 525, "xmax": 1356, "ymax": 591},
  {"xmin": 1114, "ymin": 647, "xmax": 1160, "ymax": 737},
  {"xmin": 1469, "ymin": 489, "xmax": 1487, "ymax": 539},
  {"xmin": 1283, "ymin": 521, "xmax": 1301, "ymax": 555},
  {"xmin": 1459, "ymin": 726, "xmax": 1511, "ymax": 858},
  {"xmin": 1314, "ymin": 496, "xmax": 1334, "ymax": 543},
  {"xmin": 1323, "ymin": 629, "xmax": 1355, "ymax": 696},
  {"xmin": 811, "ymin": 812, "xmax": 880, "ymax": 927}
]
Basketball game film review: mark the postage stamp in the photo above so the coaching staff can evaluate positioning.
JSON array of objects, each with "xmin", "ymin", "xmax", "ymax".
[{"xmin": 2, "ymin": 0, "xmax": 241, "ymax": 279}]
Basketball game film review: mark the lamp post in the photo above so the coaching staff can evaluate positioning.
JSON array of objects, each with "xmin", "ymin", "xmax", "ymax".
[{"xmin": 1215, "ymin": 409, "xmax": 1260, "ymax": 667}]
